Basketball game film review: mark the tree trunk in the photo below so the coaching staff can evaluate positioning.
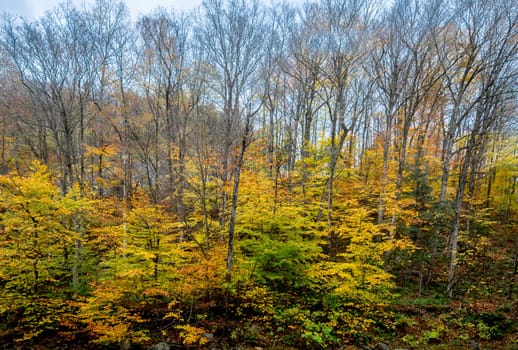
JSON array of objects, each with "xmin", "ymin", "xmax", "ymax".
[
  {"xmin": 447, "ymin": 139, "xmax": 472, "ymax": 297},
  {"xmin": 226, "ymin": 132, "xmax": 248, "ymax": 284}
]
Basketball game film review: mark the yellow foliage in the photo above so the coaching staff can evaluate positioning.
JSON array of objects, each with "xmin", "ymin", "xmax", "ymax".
[
  {"xmin": 80, "ymin": 280, "xmax": 150, "ymax": 345},
  {"xmin": 84, "ymin": 144, "xmax": 120, "ymax": 158},
  {"xmin": 142, "ymin": 287, "xmax": 170, "ymax": 298},
  {"xmin": 176, "ymin": 324, "xmax": 209, "ymax": 346}
]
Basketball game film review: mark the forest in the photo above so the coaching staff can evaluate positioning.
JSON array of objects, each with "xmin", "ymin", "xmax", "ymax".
[{"xmin": 0, "ymin": 0, "xmax": 516, "ymax": 348}]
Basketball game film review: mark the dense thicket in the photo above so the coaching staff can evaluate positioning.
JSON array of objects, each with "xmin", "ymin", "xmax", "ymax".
[{"xmin": 0, "ymin": 0, "xmax": 516, "ymax": 348}]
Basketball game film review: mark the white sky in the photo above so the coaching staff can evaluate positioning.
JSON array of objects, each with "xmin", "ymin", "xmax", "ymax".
[{"xmin": 0, "ymin": 0, "xmax": 204, "ymax": 20}]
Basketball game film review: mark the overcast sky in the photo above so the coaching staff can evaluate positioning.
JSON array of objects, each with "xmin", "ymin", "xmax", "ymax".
[{"xmin": 0, "ymin": 0, "xmax": 205, "ymax": 19}]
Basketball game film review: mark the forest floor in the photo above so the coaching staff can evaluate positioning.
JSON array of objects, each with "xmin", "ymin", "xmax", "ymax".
[{"xmin": 1, "ymin": 298, "xmax": 516, "ymax": 350}]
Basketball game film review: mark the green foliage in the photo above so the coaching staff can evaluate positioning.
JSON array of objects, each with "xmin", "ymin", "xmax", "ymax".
[
  {"xmin": 241, "ymin": 235, "xmax": 321, "ymax": 292},
  {"xmin": 470, "ymin": 312, "xmax": 512, "ymax": 340},
  {"xmin": 301, "ymin": 317, "xmax": 338, "ymax": 347}
]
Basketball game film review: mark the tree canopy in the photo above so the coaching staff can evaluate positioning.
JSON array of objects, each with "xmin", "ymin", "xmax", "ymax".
[{"xmin": 0, "ymin": 0, "xmax": 516, "ymax": 348}]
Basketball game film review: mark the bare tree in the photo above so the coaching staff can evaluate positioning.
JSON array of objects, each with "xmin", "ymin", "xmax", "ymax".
[
  {"xmin": 138, "ymin": 9, "xmax": 191, "ymax": 211},
  {"xmin": 285, "ymin": 3, "xmax": 326, "ymax": 201},
  {"xmin": 369, "ymin": 6, "xmax": 411, "ymax": 225},
  {"xmin": 312, "ymin": 0, "xmax": 377, "ymax": 256},
  {"xmin": 433, "ymin": 0, "xmax": 518, "ymax": 296},
  {"xmin": 2, "ymin": 12, "xmax": 79, "ymax": 193},
  {"xmin": 198, "ymin": 0, "xmax": 266, "ymax": 283}
]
